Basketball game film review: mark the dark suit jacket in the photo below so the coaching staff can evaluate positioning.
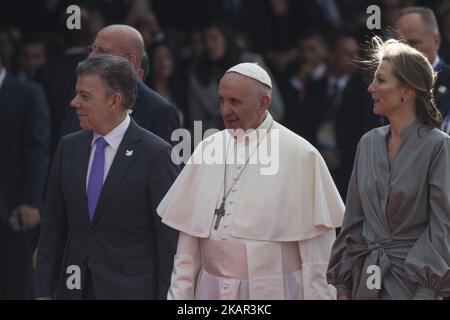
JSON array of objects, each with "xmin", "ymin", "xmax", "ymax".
[
  {"xmin": 0, "ymin": 73, "xmax": 50, "ymax": 224},
  {"xmin": 61, "ymin": 81, "xmax": 181, "ymax": 145},
  {"xmin": 34, "ymin": 119, "xmax": 180, "ymax": 299},
  {"xmin": 35, "ymin": 51, "xmax": 87, "ymax": 154},
  {"xmin": 303, "ymin": 72, "xmax": 379, "ymax": 197},
  {"xmin": 434, "ymin": 60, "xmax": 450, "ymax": 118}
]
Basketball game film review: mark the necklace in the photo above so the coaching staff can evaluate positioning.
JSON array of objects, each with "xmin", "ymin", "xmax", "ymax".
[{"xmin": 213, "ymin": 121, "xmax": 274, "ymax": 230}]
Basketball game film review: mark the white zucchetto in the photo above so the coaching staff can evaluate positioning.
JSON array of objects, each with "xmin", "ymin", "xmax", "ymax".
[{"xmin": 226, "ymin": 62, "xmax": 272, "ymax": 89}]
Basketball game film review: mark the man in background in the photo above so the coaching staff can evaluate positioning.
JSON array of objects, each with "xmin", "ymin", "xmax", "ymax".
[
  {"xmin": 0, "ymin": 34, "xmax": 50, "ymax": 299},
  {"xmin": 395, "ymin": 6, "xmax": 450, "ymax": 134},
  {"xmin": 61, "ymin": 25, "xmax": 181, "ymax": 144}
]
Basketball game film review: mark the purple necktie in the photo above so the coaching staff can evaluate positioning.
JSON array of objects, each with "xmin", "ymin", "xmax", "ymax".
[{"xmin": 87, "ymin": 137, "xmax": 108, "ymax": 221}]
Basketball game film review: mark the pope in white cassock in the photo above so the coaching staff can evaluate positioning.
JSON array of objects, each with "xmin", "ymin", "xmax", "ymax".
[{"xmin": 157, "ymin": 62, "xmax": 344, "ymax": 300}]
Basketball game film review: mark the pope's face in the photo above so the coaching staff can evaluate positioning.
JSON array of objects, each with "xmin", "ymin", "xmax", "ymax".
[{"xmin": 218, "ymin": 73, "xmax": 266, "ymax": 132}]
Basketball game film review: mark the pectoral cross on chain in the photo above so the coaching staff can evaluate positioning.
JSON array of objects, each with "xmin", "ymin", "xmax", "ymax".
[{"xmin": 214, "ymin": 200, "xmax": 226, "ymax": 230}]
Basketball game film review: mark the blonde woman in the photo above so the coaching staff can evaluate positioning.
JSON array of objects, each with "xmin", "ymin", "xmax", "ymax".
[{"xmin": 327, "ymin": 37, "xmax": 450, "ymax": 300}]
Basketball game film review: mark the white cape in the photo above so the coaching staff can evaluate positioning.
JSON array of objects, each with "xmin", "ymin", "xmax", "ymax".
[{"xmin": 158, "ymin": 118, "xmax": 344, "ymax": 241}]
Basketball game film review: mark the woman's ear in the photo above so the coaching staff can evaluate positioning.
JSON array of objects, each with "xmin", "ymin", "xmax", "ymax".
[{"xmin": 403, "ymin": 86, "xmax": 416, "ymax": 102}]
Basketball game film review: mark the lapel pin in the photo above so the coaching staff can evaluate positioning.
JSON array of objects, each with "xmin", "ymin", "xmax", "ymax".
[
  {"xmin": 438, "ymin": 85, "xmax": 447, "ymax": 94},
  {"xmin": 125, "ymin": 150, "xmax": 133, "ymax": 157}
]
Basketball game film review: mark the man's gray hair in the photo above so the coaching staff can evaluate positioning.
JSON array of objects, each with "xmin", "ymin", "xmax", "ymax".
[
  {"xmin": 76, "ymin": 54, "xmax": 137, "ymax": 109},
  {"xmin": 397, "ymin": 6, "xmax": 440, "ymax": 35}
]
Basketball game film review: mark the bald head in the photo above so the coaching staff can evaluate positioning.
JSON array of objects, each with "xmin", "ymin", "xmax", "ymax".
[
  {"xmin": 90, "ymin": 25, "xmax": 145, "ymax": 72},
  {"xmin": 396, "ymin": 7, "xmax": 440, "ymax": 36},
  {"xmin": 394, "ymin": 10, "xmax": 441, "ymax": 63}
]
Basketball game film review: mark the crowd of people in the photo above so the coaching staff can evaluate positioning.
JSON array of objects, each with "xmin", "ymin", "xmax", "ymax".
[{"xmin": 0, "ymin": 0, "xmax": 449, "ymax": 300}]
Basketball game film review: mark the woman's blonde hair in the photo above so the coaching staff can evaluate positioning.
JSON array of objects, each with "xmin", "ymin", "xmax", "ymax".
[{"xmin": 366, "ymin": 36, "xmax": 442, "ymax": 128}]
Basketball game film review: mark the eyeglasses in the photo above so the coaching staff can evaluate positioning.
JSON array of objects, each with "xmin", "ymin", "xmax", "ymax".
[
  {"xmin": 87, "ymin": 44, "xmax": 106, "ymax": 55},
  {"xmin": 87, "ymin": 44, "xmax": 132, "ymax": 59}
]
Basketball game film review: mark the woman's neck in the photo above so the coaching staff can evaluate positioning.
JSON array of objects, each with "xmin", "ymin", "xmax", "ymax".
[{"xmin": 387, "ymin": 109, "xmax": 417, "ymax": 139}]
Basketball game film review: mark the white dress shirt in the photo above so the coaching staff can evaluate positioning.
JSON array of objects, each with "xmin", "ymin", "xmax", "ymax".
[
  {"xmin": 432, "ymin": 56, "xmax": 441, "ymax": 70},
  {"xmin": 86, "ymin": 115, "xmax": 130, "ymax": 189},
  {"xmin": 0, "ymin": 68, "xmax": 6, "ymax": 91},
  {"xmin": 443, "ymin": 115, "xmax": 450, "ymax": 134},
  {"xmin": 432, "ymin": 57, "xmax": 450, "ymax": 134}
]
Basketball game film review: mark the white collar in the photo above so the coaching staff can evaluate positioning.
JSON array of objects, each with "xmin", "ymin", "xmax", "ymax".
[
  {"xmin": 312, "ymin": 63, "xmax": 327, "ymax": 80},
  {"xmin": 432, "ymin": 56, "xmax": 441, "ymax": 70},
  {"xmin": 255, "ymin": 112, "xmax": 273, "ymax": 131},
  {"xmin": 227, "ymin": 112, "xmax": 274, "ymax": 144},
  {"xmin": 0, "ymin": 68, "xmax": 6, "ymax": 90},
  {"xmin": 329, "ymin": 74, "xmax": 351, "ymax": 90},
  {"xmin": 92, "ymin": 114, "xmax": 131, "ymax": 150}
]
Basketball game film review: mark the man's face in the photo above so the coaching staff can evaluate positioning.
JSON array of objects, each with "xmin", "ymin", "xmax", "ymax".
[
  {"xmin": 300, "ymin": 36, "xmax": 328, "ymax": 66},
  {"xmin": 70, "ymin": 74, "xmax": 114, "ymax": 132},
  {"xmin": 334, "ymin": 37, "xmax": 358, "ymax": 74},
  {"xmin": 395, "ymin": 13, "xmax": 440, "ymax": 63},
  {"xmin": 20, "ymin": 43, "xmax": 46, "ymax": 77},
  {"xmin": 218, "ymin": 73, "xmax": 267, "ymax": 131},
  {"xmin": 89, "ymin": 29, "xmax": 139, "ymax": 71}
]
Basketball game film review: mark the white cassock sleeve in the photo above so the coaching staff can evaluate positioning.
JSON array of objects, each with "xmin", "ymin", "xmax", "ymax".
[
  {"xmin": 298, "ymin": 229, "xmax": 337, "ymax": 300},
  {"xmin": 167, "ymin": 232, "xmax": 201, "ymax": 300}
]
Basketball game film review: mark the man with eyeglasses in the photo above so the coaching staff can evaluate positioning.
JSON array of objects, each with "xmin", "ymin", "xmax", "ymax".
[{"xmin": 61, "ymin": 25, "xmax": 181, "ymax": 144}]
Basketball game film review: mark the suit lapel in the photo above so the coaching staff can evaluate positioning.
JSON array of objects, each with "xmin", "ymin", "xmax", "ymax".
[
  {"xmin": 131, "ymin": 81, "xmax": 144, "ymax": 115},
  {"xmin": 0, "ymin": 73, "xmax": 12, "ymax": 93},
  {"xmin": 75, "ymin": 131, "xmax": 93, "ymax": 225},
  {"xmin": 435, "ymin": 60, "xmax": 445, "ymax": 73},
  {"xmin": 90, "ymin": 120, "xmax": 142, "ymax": 227}
]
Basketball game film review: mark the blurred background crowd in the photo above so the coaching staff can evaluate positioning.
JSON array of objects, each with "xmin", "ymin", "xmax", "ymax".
[{"xmin": 1, "ymin": 0, "xmax": 449, "ymax": 299}]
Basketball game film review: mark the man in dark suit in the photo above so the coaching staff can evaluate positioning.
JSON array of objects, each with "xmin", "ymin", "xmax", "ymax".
[
  {"xmin": 0, "ymin": 44, "xmax": 50, "ymax": 299},
  {"xmin": 61, "ymin": 25, "xmax": 181, "ymax": 144},
  {"xmin": 303, "ymin": 34, "xmax": 378, "ymax": 198},
  {"xmin": 34, "ymin": 55, "xmax": 179, "ymax": 300},
  {"xmin": 35, "ymin": 16, "xmax": 92, "ymax": 154},
  {"xmin": 395, "ymin": 6, "xmax": 450, "ymax": 133}
]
